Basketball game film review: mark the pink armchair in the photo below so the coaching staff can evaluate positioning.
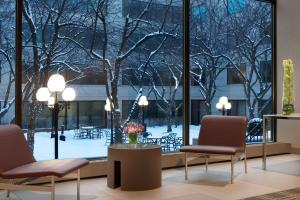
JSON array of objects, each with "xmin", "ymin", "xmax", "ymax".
[
  {"xmin": 0, "ymin": 124, "xmax": 89, "ymax": 200},
  {"xmin": 180, "ymin": 115, "xmax": 247, "ymax": 183}
]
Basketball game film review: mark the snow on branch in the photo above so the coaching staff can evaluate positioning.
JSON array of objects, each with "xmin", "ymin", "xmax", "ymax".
[
  {"xmin": 117, "ymin": 32, "xmax": 178, "ymax": 62},
  {"xmin": 0, "ymin": 97, "xmax": 15, "ymax": 118}
]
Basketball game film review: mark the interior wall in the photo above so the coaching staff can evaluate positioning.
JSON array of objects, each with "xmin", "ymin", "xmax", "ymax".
[{"xmin": 277, "ymin": 0, "xmax": 300, "ymax": 151}]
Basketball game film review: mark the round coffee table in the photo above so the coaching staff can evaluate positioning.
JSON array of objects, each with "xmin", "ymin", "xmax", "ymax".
[{"xmin": 107, "ymin": 144, "xmax": 161, "ymax": 191}]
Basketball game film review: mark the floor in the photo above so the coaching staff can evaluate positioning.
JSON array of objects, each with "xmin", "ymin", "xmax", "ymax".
[{"xmin": 1, "ymin": 154, "xmax": 300, "ymax": 200}]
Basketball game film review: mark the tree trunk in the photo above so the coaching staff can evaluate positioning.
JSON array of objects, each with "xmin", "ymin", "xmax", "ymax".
[
  {"xmin": 113, "ymin": 111, "xmax": 123, "ymax": 143},
  {"xmin": 27, "ymin": 102, "xmax": 37, "ymax": 152},
  {"xmin": 167, "ymin": 107, "xmax": 172, "ymax": 132}
]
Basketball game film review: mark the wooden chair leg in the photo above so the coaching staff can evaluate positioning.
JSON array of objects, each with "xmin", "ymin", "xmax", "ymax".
[
  {"xmin": 231, "ymin": 155, "xmax": 234, "ymax": 184},
  {"xmin": 184, "ymin": 152, "xmax": 188, "ymax": 180},
  {"xmin": 51, "ymin": 176, "xmax": 55, "ymax": 200},
  {"xmin": 77, "ymin": 169, "xmax": 80, "ymax": 200}
]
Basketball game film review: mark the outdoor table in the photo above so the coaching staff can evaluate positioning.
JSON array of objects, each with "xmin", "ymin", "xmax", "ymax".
[
  {"xmin": 146, "ymin": 137, "xmax": 162, "ymax": 145},
  {"xmin": 107, "ymin": 144, "xmax": 161, "ymax": 191},
  {"xmin": 80, "ymin": 126, "xmax": 95, "ymax": 139}
]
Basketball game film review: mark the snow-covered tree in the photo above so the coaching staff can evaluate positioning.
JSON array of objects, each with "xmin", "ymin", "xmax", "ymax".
[
  {"xmin": 88, "ymin": 0, "xmax": 180, "ymax": 142},
  {"xmin": 190, "ymin": 0, "xmax": 231, "ymax": 115},
  {"xmin": 226, "ymin": 1, "xmax": 272, "ymax": 119},
  {"xmin": 0, "ymin": 1, "xmax": 15, "ymax": 123},
  {"xmin": 190, "ymin": 0, "xmax": 273, "ymax": 120},
  {"xmin": 22, "ymin": 0, "xmax": 94, "ymax": 149}
]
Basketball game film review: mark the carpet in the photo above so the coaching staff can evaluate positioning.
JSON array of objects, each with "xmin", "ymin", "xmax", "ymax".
[{"xmin": 242, "ymin": 188, "xmax": 300, "ymax": 200}]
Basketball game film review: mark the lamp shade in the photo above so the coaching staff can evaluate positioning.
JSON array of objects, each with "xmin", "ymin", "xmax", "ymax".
[
  {"xmin": 106, "ymin": 97, "xmax": 113, "ymax": 104},
  {"xmin": 225, "ymin": 102, "xmax": 232, "ymax": 110},
  {"xmin": 104, "ymin": 103, "xmax": 111, "ymax": 111},
  {"xmin": 62, "ymin": 87, "xmax": 76, "ymax": 101},
  {"xmin": 47, "ymin": 74, "xmax": 66, "ymax": 92},
  {"xmin": 36, "ymin": 87, "xmax": 50, "ymax": 102},
  {"xmin": 138, "ymin": 95, "xmax": 149, "ymax": 106},
  {"xmin": 219, "ymin": 96, "xmax": 228, "ymax": 105},
  {"xmin": 216, "ymin": 102, "xmax": 222, "ymax": 110}
]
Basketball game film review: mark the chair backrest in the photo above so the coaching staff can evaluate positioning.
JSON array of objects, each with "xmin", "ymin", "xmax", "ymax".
[
  {"xmin": 198, "ymin": 115, "xmax": 247, "ymax": 148},
  {"xmin": 0, "ymin": 124, "xmax": 36, "ymax": 174}
]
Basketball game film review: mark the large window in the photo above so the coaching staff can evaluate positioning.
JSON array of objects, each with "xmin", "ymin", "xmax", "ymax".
[
  {"xmin": 190, "ymin": 0, "xmax": 274, "ymax": 144},
  {"xmin": 1, "ymin": 0, "xmax": 274, "ymax": 160},
  {"xmin": 21, "ymin": 0, "xmax": 183, "ymax": 160},
  {"xmin": 0, "ymin": 1, "xmax": 15, "ymax": 125}
]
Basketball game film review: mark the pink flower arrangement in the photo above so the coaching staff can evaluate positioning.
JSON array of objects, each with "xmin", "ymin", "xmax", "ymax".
[{"xmin": 123, "ymin": 122, "xmax": 144, "ymax": 135}]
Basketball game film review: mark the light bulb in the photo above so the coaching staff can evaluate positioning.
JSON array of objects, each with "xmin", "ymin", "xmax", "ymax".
[
  {"xmin": 104, "ymin": 103, "xmax": 111, "ymax": 111},
  {"xmin": 144, "ymin": 100, "xmax": 149, "ymax": 106},
  {"xmin": 225, "ymin": 102, "xmax": 232, "ymax": 110},
  {"xmin": 47, "ymin": 74, "xmax": 66, "ymax": 92},
  {"xmin": 216, "ymin": 102, "xmax": 222, "ymax": 110},
  {"xmin": 106, "ymin": 97, "xmax": 113, "ymax": 104},
  {"xmin": 138, "ymin": 95, "xmax": 148, "ymax": 106},
  {"xmin": 36, "ymin": 87, "xmax": 50, "ymax": 102},
  {"xmin": 219, "ymin": 96, "xmax": 228, "ymax": 105},
  {"xmin": 62, "ymin": 87, "xmax": 76, "ymax": 101}
]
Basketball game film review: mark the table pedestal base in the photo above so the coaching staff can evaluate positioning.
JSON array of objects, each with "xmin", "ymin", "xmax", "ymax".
[{"xmin": 107, "ymin": 144, "xmax": 161, "ymax": 191}]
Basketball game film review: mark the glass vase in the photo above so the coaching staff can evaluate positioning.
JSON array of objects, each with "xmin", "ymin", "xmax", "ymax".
[
  {"xmin": 282, "ymin": 59, "xmax": 295, "ymax": 115},
  {"xmin": 129, "ymin": 134, "xmax": 138, "ymax": 144}
]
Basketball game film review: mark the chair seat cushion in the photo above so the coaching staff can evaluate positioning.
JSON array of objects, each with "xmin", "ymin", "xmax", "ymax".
[
  {"xmin": 180, "ymin": 145, "xmax": 244, "ymax": 155},
  {"xmin": 1, "ymin": 159, "xmax": 89, "ymax": 179}
]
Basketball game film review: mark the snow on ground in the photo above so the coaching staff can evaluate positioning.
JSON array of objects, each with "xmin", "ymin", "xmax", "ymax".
[{"xmin": 31, "ymin": 125, "xmax": 201, "ymax": 161}]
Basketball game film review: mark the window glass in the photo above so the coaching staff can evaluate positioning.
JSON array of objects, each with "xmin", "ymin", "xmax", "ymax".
[
  {"xmin": 78, "ymin": 101, "xmax": 106, "ymax": 127},
  {"xmin": 229, "ymin": 100, "xmax": 247, "ymax": 116},
  {"xmin": 260, "ymin": 60, "xmax": 272, "ymax": 83},
  {"xmin": 227, "ymin": 64, "xmax": 246, "ymax": 84},
  {"xmin": 228, "ymin": 0, "xmax": 246, "ymax": 14},
  {"xmin": 192, "ymin": 3, "xmax": 206, "ymax": 22},
  {"xmin": 22, "ymin": 0, "xmax": 183, "ymax": 160},
  {"xmin": 19, "ymin": 0, "xmax": 274, "ymax": 159},
  {"xmin": 0, "ymin": 1, "xmax": 15, "ymax": 125},
  {"xmin": 190, "ymin": 0, "xmax": 273, "ymax": 144},
  {"xmin": 191, "ymin": 100, "xmax": 206, "ymax": 125},
  {"xmin": 0, "ymin": 64, "xmax": 2, "ymax": 83}
]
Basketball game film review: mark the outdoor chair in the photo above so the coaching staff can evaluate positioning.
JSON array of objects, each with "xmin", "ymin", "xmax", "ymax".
[
  {"xmin": 0, "ymin": 124, "xmax": 89, "ymax": 200},
  {"xmin": 93, "ymin": 127, "xmax": 104, "ymax": 139},
  {"xmin": 76, "ymin": 127, "xmax": 87, "ymax": 139},
  {"xmin": 161, "ymin": 132, "xmax": 177, "ymax": 152},
  {"xmin": 146, "ymin": 137, "xmax": 160, "ymax": 145},
  {"xmin": 174, "ymin": 137, "xmax": 183, "ymax": 151},
  {"xmin": 180, "ymin": 115, "xmax": 247, "ymax": 184},
  {"xmin": 104, "ymin": 130, "xmax": 112, "ymax": 145},
  {"xmin": 74, "ymin": 128, "xmax": 81, "ymax": 139},
  {"xmin": 246, "ymin": 118, "xmax": 263, "ymax": 143}
]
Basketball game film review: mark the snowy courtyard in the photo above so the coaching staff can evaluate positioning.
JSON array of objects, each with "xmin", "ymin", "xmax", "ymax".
[{"xmin": 30, "ymin": 125, "xmax": 201, "ymax": 160}]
